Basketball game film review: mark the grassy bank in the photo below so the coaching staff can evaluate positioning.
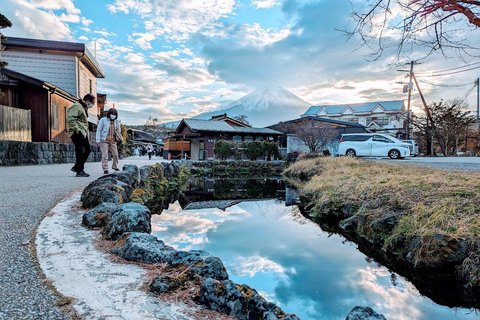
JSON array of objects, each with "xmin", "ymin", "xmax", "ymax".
[
  {"xmin": 284, "ymin": 157, "xmax": 480, "ymax": 295},
  {"xmin": 284, "ymin": 157, "xmax": 480, "ymax": 239}
]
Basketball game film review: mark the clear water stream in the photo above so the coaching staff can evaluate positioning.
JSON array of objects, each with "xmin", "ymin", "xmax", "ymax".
[{"xmin": 151, "ymin": 199, "xmax": 479, "ymax": 320}]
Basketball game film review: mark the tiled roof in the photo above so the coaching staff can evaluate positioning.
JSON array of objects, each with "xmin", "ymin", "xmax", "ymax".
[
  {"xmin": 268, "ymin": 116, "xmax": 365, "ymax": 128},
  {"xmin": 303, "ymin": 100, "xmax": 404, "ymax": 115},
  {"xmin": 182, "ymin": 119, "xmax": 282, "ymax": 135}
]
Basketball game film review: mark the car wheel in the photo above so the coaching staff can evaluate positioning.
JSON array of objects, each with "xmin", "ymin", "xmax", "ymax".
[
  {"xmin": 346, "ymin": 149, "xmax": 356, "ymax": 157},
  {"xmin": 389, "ymin": 149, "xmax": 400, "ymax": 159}
]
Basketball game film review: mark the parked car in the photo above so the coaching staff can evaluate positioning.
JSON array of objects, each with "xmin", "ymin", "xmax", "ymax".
[
  {"xmin": 338, "ymin": 133, "xmax": 411, "ymax": 159},
  {"xmin": 401, "ymin": 140, "xmax": 419, "ymax": 157}
]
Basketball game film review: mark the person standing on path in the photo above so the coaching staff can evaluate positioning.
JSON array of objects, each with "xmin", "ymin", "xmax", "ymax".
[
  {"xmin": 147, "ymin": 143, "xmax": 154, "ymax": 160},
  {"xmin": 67, "ymin": 94, "xmax": 95, "ymax": 177},
  {"xmin": 96, "ymin": 108, "xmax": 121, "ymax": 174}
]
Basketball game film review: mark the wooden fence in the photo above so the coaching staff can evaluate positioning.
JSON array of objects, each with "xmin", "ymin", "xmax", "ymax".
[{"xmin": 0, "ymin": 105, "xmax": 31, "ymax": 142}]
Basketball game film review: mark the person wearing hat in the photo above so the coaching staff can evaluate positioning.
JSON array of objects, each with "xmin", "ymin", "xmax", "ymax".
[
  {"xmin": 67, "ymin": 94, "xmax": 95, "ymax": 177},
  {"xmin": 96, "ymin": 108, "xmax": 121, "ymax": 174}
]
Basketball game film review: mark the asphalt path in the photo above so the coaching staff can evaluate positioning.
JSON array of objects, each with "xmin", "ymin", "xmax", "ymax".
[
  {"xmin": 368, "ymin": 156, "xmax": 480, "ymax": 171},
  {"xmin": 0, "ymin": 156, "xmax": 167, "ymax": 320}
]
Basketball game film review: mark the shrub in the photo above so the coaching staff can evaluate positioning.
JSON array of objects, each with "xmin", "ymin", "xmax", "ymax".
[
  {"xmin": 241, "ymin": 141, "xmax": 264, "ymax": 160},
  {"xmin": 214, "ymin": 140, "xmax": 236, "ymax": 160},
  {"xmin": 263, "ymin": 141, "xmax": 280, "ymax": 161}
]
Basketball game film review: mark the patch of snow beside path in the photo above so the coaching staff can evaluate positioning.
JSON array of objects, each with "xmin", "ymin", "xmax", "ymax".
[{"xmin": 35, "ymin": 191, "xmax": 195, "ymax": 320}]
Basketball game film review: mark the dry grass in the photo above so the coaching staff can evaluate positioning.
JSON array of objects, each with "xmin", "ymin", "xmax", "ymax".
[{"xmin": 284, "ymin": 157, "xmax": 480, "ymax": 239}]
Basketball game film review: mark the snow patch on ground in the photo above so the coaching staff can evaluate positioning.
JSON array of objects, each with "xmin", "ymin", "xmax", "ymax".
[{"xmin": 35, "ymin": 192, "xmax": 196, "ymax": 320}]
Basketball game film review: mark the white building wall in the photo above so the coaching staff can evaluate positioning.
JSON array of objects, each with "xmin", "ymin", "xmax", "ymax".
[
  {"xmin": 2, "ymin": 50, "xmax": 77, "ymax": 96},
  {"xmin": 77, "ymin": 58, "xmax": 97, "ymax": 99}
]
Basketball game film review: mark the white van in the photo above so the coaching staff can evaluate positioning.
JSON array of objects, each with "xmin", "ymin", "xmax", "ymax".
[
  {"xmin": 402, "ymin": 140, "xmax": 419, "ymax": 156},
  {"xmin": 338, "ymin": 133, "xmax": 411, "ymax": 159}
]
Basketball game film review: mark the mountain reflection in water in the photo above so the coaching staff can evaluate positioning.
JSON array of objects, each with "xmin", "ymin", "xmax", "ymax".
[{"xmin": 151, "ymin": 200, "xmax": 478, "ymax": 320}]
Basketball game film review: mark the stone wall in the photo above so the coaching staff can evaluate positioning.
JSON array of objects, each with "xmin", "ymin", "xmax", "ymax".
[{"xmin": 0, "ymin": 140, "xmax": 102, "ymax": 166}]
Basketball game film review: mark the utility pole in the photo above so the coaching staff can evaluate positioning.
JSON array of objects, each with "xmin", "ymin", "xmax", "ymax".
[
  {"xmin": 412, "ymin": 73, "xmax": 446, "ymax": 156},
  {"xmin": 476, "ymin": 78, "xmax": 479, "ymax": 121},
  {"xmin": 407, "ymin": 61, "xmax": 414, "ymax": 139}
]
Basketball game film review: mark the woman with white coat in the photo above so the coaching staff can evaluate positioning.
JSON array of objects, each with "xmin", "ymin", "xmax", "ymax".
[{"xmin": 96, "ymin": 108, "xmax": 121, "ymax": 174}]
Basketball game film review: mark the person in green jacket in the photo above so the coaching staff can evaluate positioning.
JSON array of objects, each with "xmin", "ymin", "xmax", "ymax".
[{"xmin": 67, "ymin": 94, "xmax": 95, "ymax": 177}]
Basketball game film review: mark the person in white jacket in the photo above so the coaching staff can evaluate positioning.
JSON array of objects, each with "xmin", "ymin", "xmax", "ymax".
[{"xmin": 96, "ymin": 108, "xmax": 121, "ymax": 174}]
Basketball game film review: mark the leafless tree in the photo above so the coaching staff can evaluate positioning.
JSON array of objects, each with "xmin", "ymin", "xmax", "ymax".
[
  {"xmin": 344, "ymin": 0, "xmax": 480, "ymax": 61},
  {"xmin": 276, "ymin": 120, "xmax": 338, "ymax": 154},
  {"xmin": 412, "ymin": 98, "xmax": 475, "ymax": 155},
  {"xmin": 233, "ymin": 114, "xmax": 250, "ymax": 126}
]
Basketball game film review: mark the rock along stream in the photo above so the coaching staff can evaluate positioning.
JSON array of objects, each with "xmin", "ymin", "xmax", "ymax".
[{"xmin": 151, "ymin": 179, "xmax": 479, "ymax": 320}]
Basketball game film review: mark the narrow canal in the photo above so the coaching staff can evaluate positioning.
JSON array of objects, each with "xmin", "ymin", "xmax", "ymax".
[{"xmin": 151, "ymin": 179, "xmax": 479, "ymax": 320}]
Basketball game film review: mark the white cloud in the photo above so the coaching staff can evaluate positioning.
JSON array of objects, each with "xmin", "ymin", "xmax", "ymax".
[
  {"xmin": 3, "ymin": 0, "xmax": 87, "ymax": 40},
  {"xmin": 93, "ymin": 29, "xmax": 117, "ymax": 37},
  {"xmin": 130, "ymin": 32, "xmax": 156, "ymax": 50},
  {"xmin": 252, "ymin": 0, "xmax": 280, "ymax": 9},
  {"xmin": 107, "ymin": 0, "xmax": 236, "ymax": 41},
  {"xmin": 78, "ymin": 35, "xmax": 89, "ymax": 41},
  {"xmin": 81, "ymin": 17, "xmax": 93, "ymax": 26},
  {"xmin": 30, "ymin": 0, "xmax": 80, "ymax": 14}
]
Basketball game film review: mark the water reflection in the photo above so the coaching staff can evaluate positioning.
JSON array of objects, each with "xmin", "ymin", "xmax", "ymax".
[{"xmin": 151, "ymin": 200, "xmax": 476, "ymax": 320}]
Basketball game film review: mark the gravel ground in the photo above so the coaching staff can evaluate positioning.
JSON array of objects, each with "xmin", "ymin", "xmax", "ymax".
[{"xmin": 0, "ymin": 156, "xmax": 167, "ymax": 320}]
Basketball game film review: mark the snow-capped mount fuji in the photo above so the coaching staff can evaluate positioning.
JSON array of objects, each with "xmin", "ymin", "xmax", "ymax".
[{"xmin": 192, "ymin": 86, "xmax": 311, "ymax": 127}]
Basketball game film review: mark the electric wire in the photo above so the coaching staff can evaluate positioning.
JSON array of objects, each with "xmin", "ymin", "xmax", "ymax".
[
  {"xmin": 418, "ymin": 79, "xmax": 470, "ymax": 88},
  {"xmin": 415, "ymin": 65, "xmax": 480, "ymax": 77}
]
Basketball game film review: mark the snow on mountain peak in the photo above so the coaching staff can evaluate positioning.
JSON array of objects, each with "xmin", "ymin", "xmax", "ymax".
[
  {"xmin": 191, "ymin": 85, "xmax": 312, "ymax": 127},
  {"xmin": 232, "ymin": 85, "xmax": 311, "ymax": 112}
]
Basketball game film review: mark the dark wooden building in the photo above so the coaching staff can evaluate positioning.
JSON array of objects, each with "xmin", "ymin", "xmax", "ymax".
[
  {"xmin": 0, "ymin": 68, "xmax": 97, "ymax": 143},
  {"xmin": 168, "ymin": 115, "xmax": 283, "ymax": 160}
]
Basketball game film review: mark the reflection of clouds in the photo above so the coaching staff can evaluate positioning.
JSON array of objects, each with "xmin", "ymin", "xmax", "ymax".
[
  {"xmin": 351, "ymin": 266, "xmax": 422, "ymax": 320},
  {"xmin": 230, "ymin": 255, "xmax": 295, "ymax": 278},
  {"xmin": 152, "ymin": 199, "xmax": 472, "ymax": 320},
  {"xmin": 151, "ymin": 202, "xmax": 242, "ymax": 250}
]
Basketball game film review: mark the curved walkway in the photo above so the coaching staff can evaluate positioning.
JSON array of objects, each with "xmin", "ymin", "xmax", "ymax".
[{"xmin": 0, "ymin": 156, "xmax": 167, "ymax": 320}]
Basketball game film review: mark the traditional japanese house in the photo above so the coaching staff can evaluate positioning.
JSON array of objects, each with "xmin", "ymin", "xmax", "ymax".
[{"xmin": 168, "ymin": 115, "xmax": 283, "ymax": 160}]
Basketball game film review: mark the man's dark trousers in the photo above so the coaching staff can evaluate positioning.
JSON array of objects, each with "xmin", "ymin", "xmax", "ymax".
[{"xmin": 71, "ymin": 132, "xmax": 91, "ymax": 172}]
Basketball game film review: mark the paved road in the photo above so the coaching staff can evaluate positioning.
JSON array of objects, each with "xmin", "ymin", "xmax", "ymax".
[
  {"xmin": 369, "ymin": 156, "xmax": 480, "ymax": 171},
  {"xmin": 0, "ymin": 156, "xmax": 167, "ymax": 320}
]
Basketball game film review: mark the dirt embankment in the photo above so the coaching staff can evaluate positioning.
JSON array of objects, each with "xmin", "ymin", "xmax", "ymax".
[{"xmin": 284, "ymin": 157, "xmax": 480, "ymax": 308}]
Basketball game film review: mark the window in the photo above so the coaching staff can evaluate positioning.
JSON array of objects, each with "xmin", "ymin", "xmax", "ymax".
[
  {"xmin": 89, "ymin": 79, "xmax": 93, "ymax": 94},
  {"xmin": 51, "ymin": 101, "xmax": 59, "ymax": 130},
  {"xmin": 256, "ymin": 136, "xmax": 264, "ymax": 141},
  {"xmin": 373, "ymin": 135, "xmax": 394, "ymax": 143},
  {"xmin": 244, "ymin": 136, "xmax": 253, "ymax": 142},
  {"xmin": 233, "ymin": 135, "xmax": 242, "ymax": 143},
  {"xmin": 367, "ymin": 116, "xmax": 389, "ymax": 125},
  {"xmin": 346, "ymin": 118, "xmax": 358, "ymax": 123},
  {"xmin": 342, "ymin": 135, "xmax": 372, "ymax": 141}
]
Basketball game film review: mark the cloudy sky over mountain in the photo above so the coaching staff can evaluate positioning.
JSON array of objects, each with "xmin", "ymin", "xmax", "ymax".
[{"xmin": 2, "ymin": 0, "xmax": 480, "ymax": 124}]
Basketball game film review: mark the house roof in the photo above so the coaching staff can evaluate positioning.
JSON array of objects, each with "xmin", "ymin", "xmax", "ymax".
[
  {"xmin": 177, "ymin": 118, "xmax": 283, "ymax": 135},
  {"xmin": 302, "ymin": 100, "xmax": 405, "ymax": 116},
  {"xmin": 268, "ymin": 116, "xmax": 365, "ymax": 128},
  {"xmin": 3, "ymin": 36, "xmax": 106, "ymax": 78},
  {"xmin": 127, "ymin": 128, "xmax": 156, "ymax": 143}
]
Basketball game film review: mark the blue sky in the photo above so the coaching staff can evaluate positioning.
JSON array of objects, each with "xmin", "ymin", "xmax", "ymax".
[{"xmin": 2, "ymin": 0, "xmax": 480, "ymax": 124}]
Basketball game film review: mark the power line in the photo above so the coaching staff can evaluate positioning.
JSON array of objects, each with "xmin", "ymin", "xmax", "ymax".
[
  {"xmin": 430, "ymin": 61, "xmax": 480, "ymax": 74},
  {"xmin": 416, "ymin": 65, "xmax": 480, "ymax": 78},
  {"xmin": 418, "ymin": 79, "xmax": 470, "ymax": 88}
]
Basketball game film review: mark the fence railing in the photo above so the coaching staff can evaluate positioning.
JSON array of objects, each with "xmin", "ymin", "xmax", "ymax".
[{"xmin": 0, "ymin": 105, "xmax": 32, "ymax": 142}]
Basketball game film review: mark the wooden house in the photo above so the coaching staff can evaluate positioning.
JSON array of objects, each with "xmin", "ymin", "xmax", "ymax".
[
  {"xmin": 168, "ymin": 115, "xmax": 283, "ymax": 160},
  {"xmin": 0, "ymin": 37, "xmax": 105, "ymax": 143}
]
